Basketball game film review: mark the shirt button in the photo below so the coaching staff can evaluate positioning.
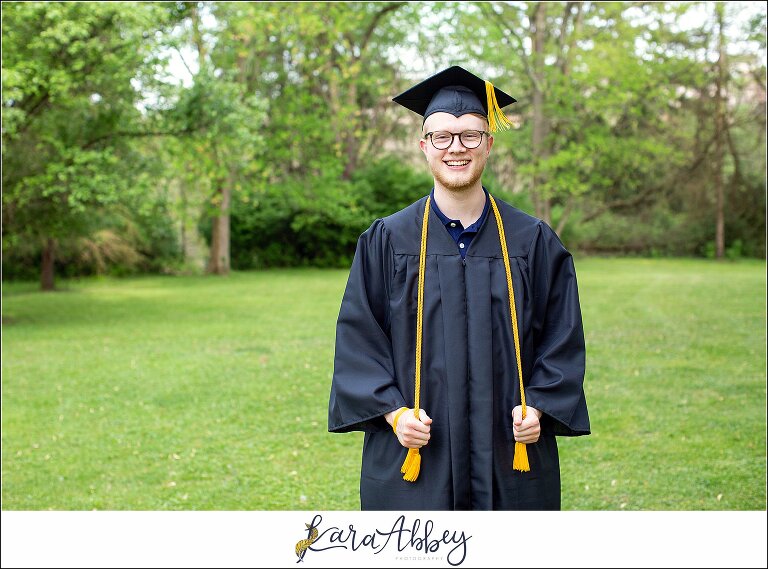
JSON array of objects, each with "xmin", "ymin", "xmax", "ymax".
[
  {"xmin": 450, "ymin": 222, "xmax": 457, "ymax": 227},
  {"xmin": 459, "ymin": 243, "xmax": 465, "ymax": 249}
]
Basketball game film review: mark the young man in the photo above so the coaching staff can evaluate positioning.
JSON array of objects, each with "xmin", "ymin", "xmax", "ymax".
[{"xmin": 328, "ymin": 66, "xmax": 590, "ymax": 510}]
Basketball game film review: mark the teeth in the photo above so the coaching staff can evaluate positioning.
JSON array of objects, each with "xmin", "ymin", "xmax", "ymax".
[{"xmin": 446, "ymin": 160, "xmax": 470, "ymax": 166}]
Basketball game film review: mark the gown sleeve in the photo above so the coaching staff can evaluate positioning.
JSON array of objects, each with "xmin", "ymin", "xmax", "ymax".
[
  {"xmin": 525, "ymin": 222, "xmax": 591, "ymax": 436},
  {"xmin": 328, "ymin": 219, "xmax": 407, "ymax": 433}
]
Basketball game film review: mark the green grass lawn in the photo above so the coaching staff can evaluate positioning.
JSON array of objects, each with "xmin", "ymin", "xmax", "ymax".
[{"xmin": 2, "ymin": 258, "xmax": 765, "ymax": 510}]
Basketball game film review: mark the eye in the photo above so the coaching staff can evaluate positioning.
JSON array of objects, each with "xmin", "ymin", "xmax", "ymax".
[{"xmin": 432, "ymin": 132, "xmax": 452, "ymax": 144}]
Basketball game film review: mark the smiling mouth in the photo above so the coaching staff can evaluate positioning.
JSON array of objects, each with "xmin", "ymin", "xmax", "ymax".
[{"xmin": 444, "ymin": 160, "xmax": 471, "ymax": 169}]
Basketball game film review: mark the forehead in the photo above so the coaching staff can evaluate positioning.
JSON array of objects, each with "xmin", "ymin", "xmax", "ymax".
[{"xmin": 424, "ymin": 112, "xmax": 487, "ymax": 132}]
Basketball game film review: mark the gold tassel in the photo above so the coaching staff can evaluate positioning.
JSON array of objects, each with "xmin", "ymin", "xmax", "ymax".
[
  {"xmin": 401, "ymin": 448, "xmax": 416, "ymax": 473},
  {"xmin": 513, "ymin": 441, "xmax": 530, "ymax": 472},
  {"xmin": 485, "ymin": 81, "xmax": 513, "ymax": 133},
  {"xmin": 401, "ymin": 448, "xmax": 422, "ymax": 482}
]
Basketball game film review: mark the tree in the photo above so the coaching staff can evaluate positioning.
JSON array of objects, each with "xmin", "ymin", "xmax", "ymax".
[
  {"xmin": 167, "ymin": 2, "xmax": 412, "ymax": 272},
  {"xmin": 2, "ymin": 2, "xmax": 181, "ymax": 289},
  {"xmin": 163, "ymin": 2, "xmax": 277, "ymax": 275},
  {"xmin": 454, "ymin": 2, "xmax": 716, "ymax": 242},
  {"xmin": 713, "ymin": 2, "xmax": 728, "ymax": 259},
  {"xmin": 663, "ymin": 1, "xmax": 765, "ymax": 258}
]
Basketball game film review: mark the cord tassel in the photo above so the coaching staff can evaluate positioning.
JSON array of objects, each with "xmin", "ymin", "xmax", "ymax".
[
  {"xmin": 394, "ymin": 407, "xmax": 422, "ymax": 480},
  {"xmin": 401, "ymin": 448, "xmax": 421, "ymax": 481},
  {"xmin": 401, "ymin": 447, "xmax": 416, "ymax": 472},
  {"xmin": 513, "ymin": 442, "xmax": 530, "ymax": 472}
]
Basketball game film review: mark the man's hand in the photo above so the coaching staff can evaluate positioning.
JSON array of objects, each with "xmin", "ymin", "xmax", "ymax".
[
  {"xmin": 385, "ymin": 408, "xmax": 432, "ymax": 449},
  {"xmin": 512, "ymin": 405, "xmax": 542, "ymax": 444}
]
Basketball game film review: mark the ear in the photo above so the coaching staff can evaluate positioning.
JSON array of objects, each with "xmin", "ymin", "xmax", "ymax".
[
  {"xmin": 486, "ymin": 135, "xmax": 494, "ymax": 156},
  {"xmin": 419, "ymin": 137, "xmax": 428, "ymax": 157}
]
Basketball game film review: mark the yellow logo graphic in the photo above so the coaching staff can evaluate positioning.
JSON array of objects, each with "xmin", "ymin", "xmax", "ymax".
[{"xmin": 295, "ymin": 521, "xmax": 319, "ymax": 563}]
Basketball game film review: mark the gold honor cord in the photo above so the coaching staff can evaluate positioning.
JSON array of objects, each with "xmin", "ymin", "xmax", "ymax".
[
  {"xmin": 489, "ymin": 194, "xmax": 529, "ymax": 472},
  {"xmin": 400, "ymin": 195, "xmax": 529, "ymax": 483},
  {"xmin": 400, "ymin": 196, "xmax": 431, "ymax": 482}
]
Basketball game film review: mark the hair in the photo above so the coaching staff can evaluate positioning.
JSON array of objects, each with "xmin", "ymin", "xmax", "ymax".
[{"xmin": 422, "ymin": 113, "xmax": 490, "ymax": 137}]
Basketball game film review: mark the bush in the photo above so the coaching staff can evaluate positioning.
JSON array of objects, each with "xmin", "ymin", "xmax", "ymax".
[
  {"xmin": 349, "ymin": 156, "xmax": 434, "ymax": 220},
  {"xmin": 568, "ymin": 201, "xmax": 699, "ymax": 256},
  {"xmin": 2, "ymin": 199, "xmax": 181, "ymax": 281},
  {"xmin": 222, "ymin": 157, "xmax": 434, "ymax": 269}
]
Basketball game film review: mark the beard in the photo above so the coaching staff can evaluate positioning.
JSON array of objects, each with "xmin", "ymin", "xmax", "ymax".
[{"xmin": 429, "ymin": 155, "xmax": 486, "ymax": 193}]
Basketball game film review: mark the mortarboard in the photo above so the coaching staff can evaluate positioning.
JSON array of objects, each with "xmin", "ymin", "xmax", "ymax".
[{"xmin": 392, "ymin": 65, "xmax": 517, "ymax": 132}]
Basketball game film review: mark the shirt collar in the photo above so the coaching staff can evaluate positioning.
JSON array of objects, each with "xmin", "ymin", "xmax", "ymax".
[{"xmin": 430, "ymin": 187, "xmax": 489, "ymax": 230}]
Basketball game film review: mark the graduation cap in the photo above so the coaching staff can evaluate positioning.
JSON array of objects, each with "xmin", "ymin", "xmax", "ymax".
[{"xmin": 392, "ymin": 65, "xmax": 517, "ymax": 132}]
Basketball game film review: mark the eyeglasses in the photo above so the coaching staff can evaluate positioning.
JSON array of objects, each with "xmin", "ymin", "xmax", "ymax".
[{"xmin": 424, "ymin": 130, "xmax": 489, "ymax": 150}]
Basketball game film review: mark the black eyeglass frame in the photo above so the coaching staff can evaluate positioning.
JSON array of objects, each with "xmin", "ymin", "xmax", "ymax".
[{"xmin": 423, "ymin": 130, "xmax": 490, "ymax": 150}]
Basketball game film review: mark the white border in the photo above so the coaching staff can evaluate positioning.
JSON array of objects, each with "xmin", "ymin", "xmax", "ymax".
[{"xmin": 1, "ymin": 511, "xmax": 767, "ymax": 568}]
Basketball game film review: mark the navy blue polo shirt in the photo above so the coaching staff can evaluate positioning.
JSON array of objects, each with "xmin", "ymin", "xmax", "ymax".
[{"xmin": 430, "ymin": 188, "xmax": 490, "ymax": 259}]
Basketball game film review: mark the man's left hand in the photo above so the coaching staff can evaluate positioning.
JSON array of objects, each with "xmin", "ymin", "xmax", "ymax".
[{"xmin": 512, "ymin": 405, "xmax": 542, "ymax": 444}]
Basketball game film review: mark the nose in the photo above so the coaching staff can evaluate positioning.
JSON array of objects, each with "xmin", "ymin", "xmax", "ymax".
[{"xmin": 447, "ymin": 134, "xmax": 467, "ymax": 152}]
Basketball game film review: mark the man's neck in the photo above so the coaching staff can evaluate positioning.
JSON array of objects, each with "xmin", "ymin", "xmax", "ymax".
[{"xmin": 432, "ymin": 184, "xmax": 486, "ymax": 228}]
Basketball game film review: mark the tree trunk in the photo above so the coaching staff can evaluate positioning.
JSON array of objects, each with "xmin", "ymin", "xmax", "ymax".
[
  {"xmin": 342, "ymin": 82, "xmax": 359, "ymax": 180},
  {"xmin": 40, "ymin": 237, "xmax": 56, "ymax": 291},
  {"xmin": 190, "ymin": 2, "xmax": 206, "ymax": 61},
  {"xmin": 714, "ymin": 2, "xmax": 727, "ymax": 259},
  {"xmin": 191, "ymin": 1, "xmax": 230, "ymax": 275},
  {"xmin": 206, "ymin": 182, "xmax": 231, "ymax": 275},
  {"xmin": 550, "ymin": 2, "xmax": 583, "ymax": 236},
  {"xmin": 555, "ymin": 196, "xmax": 574, "ymax": 236},
  {"xmin": 531, "ymin": 2, "xmax": 550, "ymax": 224},
  {"xmin": 178, "ymin": 178, "xmax": 188, "ymax": 262}
]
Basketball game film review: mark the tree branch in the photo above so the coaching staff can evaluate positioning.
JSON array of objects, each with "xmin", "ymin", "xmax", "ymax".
[
  {"xmin": 357, "ymin": 2, "xmax": 405, "ymax": 58},
  {"xmin": 554, "ymin": 195, "xmax": 574, "ymax": 236},
  {"xmin": 174, "ymin": 45, "xmax": 195, "ymax": 77},
  {"xmin": 582, "ymin": 128, "xmax": 721, "ymax": 225},
  {"xmin": 724, "ymin": 119, "xmax": 744, "ymax": 187},
  {"xmin": 82, "ymin": 127, "xmax": 202, "ymax": 150},
  {"xmin": 480, "ymin": 2, "xmax": 542, "ymax": 93},
  {"xmin": 561, "ymin": 2, "xmax": 583, "ymax": 75},
  {"xmin": 581, "ymin": 187, "xmax": 657, "ymax": 224},
  {"xmin": 555, "ymin": 2, "xmax": 576, "ymax": 70}
]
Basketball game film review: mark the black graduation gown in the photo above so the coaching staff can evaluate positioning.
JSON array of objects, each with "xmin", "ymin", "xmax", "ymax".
[{"xmin": 328, "ymin": 194, "xmax": 590, "ymax": 510}]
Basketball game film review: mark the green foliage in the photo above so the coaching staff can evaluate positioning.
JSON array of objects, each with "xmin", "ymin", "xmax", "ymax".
[
  {"xmin": 222, "ymin": 175, "xmax": 368, "ymax": 269},
  {"xmin": 451, "ymin": 1, "xmax": 765, "ymax": 258},
  {"xmin": 2, "ymin": 0, "xmax": 766, "ymax": 279},
  {"xmin": 218, "ymin": 156, "xmax": 433, "ymax": 269},
  {"xmin": 348, "ymin": 156, "xmax": 435, "ymax": 220},
  {"xmin": 225, "ymin": 2, "xmax": 416, "ymax": 182},
  {"xmin": 2, "ymin": 197, "xmax": 182, "ymax": 280},
  {"xmin": 567, "ymin": 201, "xmax": 704, "ymax": 256},
  {"xmin": 1, "ymin": 2, "xmax": 182, "ymax": 283}
]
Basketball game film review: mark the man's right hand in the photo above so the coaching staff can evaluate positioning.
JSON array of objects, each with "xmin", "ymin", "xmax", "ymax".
[{"xmin": 385, "ymin": 408, "xmax": 432, "ymax": 449}]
